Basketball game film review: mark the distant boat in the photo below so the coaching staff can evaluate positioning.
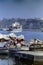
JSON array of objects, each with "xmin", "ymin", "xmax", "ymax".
[
  {"xmin": 7, "ymin": 22, "xmax": 22, "ymax": 33},
  {"xmin": 2, "ymin": 22, "xmax": 22, "ymax": 32}
]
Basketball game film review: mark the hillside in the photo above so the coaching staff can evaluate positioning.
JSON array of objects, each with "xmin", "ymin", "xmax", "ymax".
[{"xmin": 0, "ymin": 18, "xmax": 43, "ymax": 31}]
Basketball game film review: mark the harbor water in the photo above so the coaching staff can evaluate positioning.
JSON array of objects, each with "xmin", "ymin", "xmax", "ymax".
[
  {"xmin": 1, "ymin": 30, "xmax": 43, "ymax": 41},
  {"xmin": 0, "ymin": 30, "xmax": 43, "ymax": 65},
  {"xmin": 0, "ymin": 55, "xmax": 34, "ymax": 65},
  {"xmin": 0, "ymin": 54, "xmax": 43, "ymax": 65}
]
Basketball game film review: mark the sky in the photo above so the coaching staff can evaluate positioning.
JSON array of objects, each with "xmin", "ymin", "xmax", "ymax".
[{"xmin": 0, "ymin": 0, "xmax": 43, "ymax": 19}]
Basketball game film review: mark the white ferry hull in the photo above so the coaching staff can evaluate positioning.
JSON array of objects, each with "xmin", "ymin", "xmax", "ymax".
[{"xmin": 11, "ymin": 28, "xmax": 22, "ymax": 33}]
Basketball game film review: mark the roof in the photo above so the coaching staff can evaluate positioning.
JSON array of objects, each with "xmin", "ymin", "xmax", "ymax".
[{"xmin": 12, "ymin": 22, "xmax": 20, "ymax": 27}]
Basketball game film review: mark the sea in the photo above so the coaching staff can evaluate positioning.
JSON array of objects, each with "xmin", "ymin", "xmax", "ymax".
[{"xmin": 0, "ymin": 30, "xmax": 43, "ymax": 65}]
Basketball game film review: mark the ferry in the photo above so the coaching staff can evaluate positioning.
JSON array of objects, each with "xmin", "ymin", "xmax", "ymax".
[{"xmin": 8, "ymin": 22, "xmax": 22, "ymax": 33}]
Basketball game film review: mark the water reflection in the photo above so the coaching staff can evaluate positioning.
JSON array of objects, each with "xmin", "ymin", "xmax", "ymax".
[
  {"xmin": 15, "ymin": 57, "xmax": 43, "ymax": 65},
  {"xmin": 15, "ymin": 57, "xmax": 33, "ymax": 65},
  {"xmin": 0, "ymin": 55, "xmax": 33, "ymax": 65},
  {"xmin": 0, "ymin": 55, "xmax": 43, "ymax": 65},
  {"xmin": 0, "ymin": 55, "xmax": 15, "ymax": 65}
]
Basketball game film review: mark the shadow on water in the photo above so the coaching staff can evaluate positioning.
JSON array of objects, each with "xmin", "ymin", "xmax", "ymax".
[
  {"xmin": 14, "ymin": 56, "xmax": 43, "ymax": 65},
  {"xmin": 14, "ymin": 57, "xmax": 34, "ymax": 65}
]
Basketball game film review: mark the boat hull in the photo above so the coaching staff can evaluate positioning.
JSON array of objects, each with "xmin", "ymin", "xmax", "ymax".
[
  {"xmin": 0, "ymin": 48, "xmax": 8, "ymax": 54},
  {"xmin": 11, "ymin": 28, "xmax": 22, "ymax": 33}
]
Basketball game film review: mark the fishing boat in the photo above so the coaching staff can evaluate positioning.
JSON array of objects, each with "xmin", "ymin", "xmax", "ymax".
[
  {"xmin": 9, "ymin": 40, "xmax": 29, "ymax": 55},
  {"xmin": 0, "ymin": 33, "xmax": 10, "ymax": 54},
  {"xmin": 0, "ymin": 41, "xmax": 9, "ymax": 54},
  {"xmin": 29, "ymin": 38, "xmax": 43, "ymax": 51}
]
